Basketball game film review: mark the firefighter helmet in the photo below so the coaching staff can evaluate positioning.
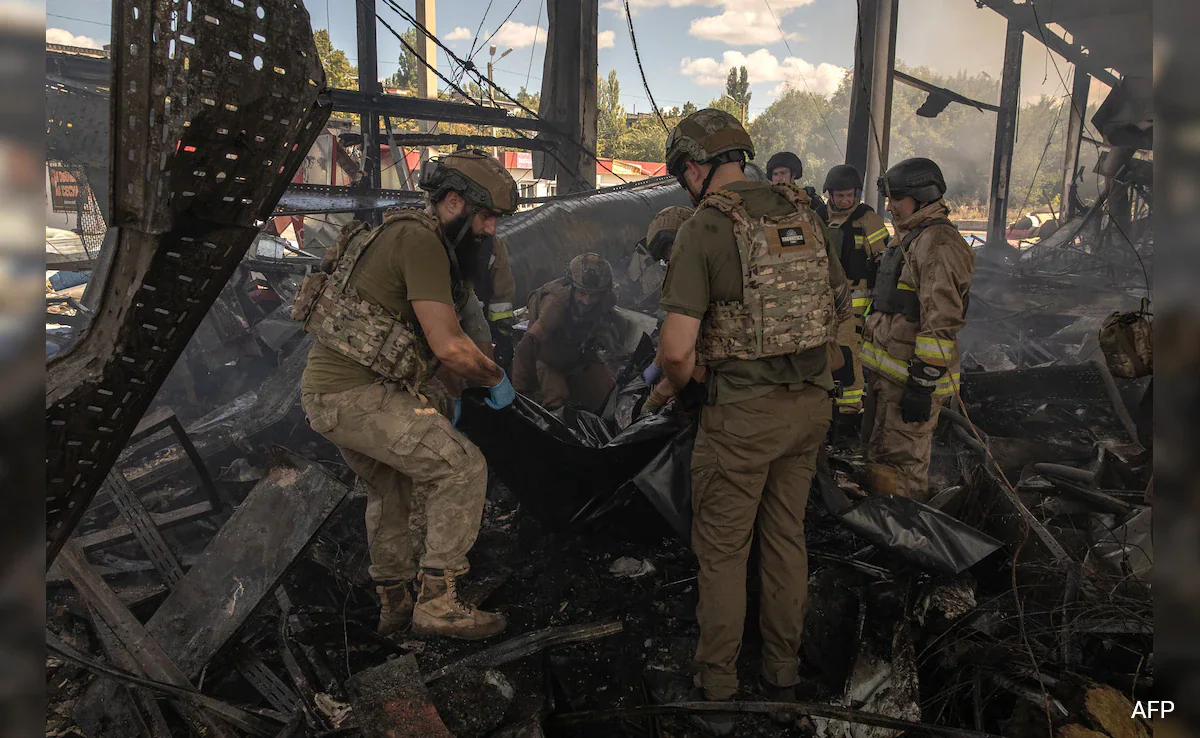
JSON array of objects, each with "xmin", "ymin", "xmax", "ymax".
[
  {"xmin": 766, "ymin": 151, "xmax": 804, "ymax": 180},
  {"xmin": 823, "ymin": 164, "xmax": 864, "ymax": 193},
  {"xmin": 878, "ymin": 157, "xmax": 946, "ymax": 203}
]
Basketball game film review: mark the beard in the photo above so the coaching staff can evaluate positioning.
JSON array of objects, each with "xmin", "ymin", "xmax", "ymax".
[{"xmin": 445, "ymin": 212, "xmax": 486, "ymax": 285}]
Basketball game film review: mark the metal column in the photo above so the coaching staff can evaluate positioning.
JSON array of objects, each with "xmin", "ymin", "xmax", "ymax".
[
  {"xmin": 986, "ymin": 17, "xmax": 1025, "ymax": 250},
  {"xmin": 1060, "ymin": 69, "xmax": 1090, "ymax": 220},
  {"xmin": 536, "ymin": 0, "xmax": 598, "ymax": 194},
  {"xmin": 415, "ymin": 0, "xmax": 437, "ymax": 100},
  {"xmin": 847, "ymin": 0, "xmax": 898, "ymax": 213},
  {"xmin": 355, "ymin": 0, "xmax": 382, "ymax": 197}
]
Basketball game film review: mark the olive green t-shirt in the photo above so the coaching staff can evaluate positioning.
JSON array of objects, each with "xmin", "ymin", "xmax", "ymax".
[
  {"xmin": 300, "ymin": 219, "xmax": 455, "ymax": 395},
  {"xmin": 659, "ymin": 180, "xmax": 847, "ymax": 405}
]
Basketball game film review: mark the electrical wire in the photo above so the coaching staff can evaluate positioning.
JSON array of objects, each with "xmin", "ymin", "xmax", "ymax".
[
  {"xmin": 524, "ymin": 0, "xmax": 544, "ymax": 91},
  {"xmin": 761, "ymin": 0, "xmax": 845, "ymax": 158},
  {"xmin": 623, "ymin": 0, "xmax": 670, "ymax": 134},
  {"xmin": 466, "ymin": 0, "xmax": 496, "ymax": 66},
  {"xmin": 380, "ymin": 0, "xmax": 633, "ymax": 186},
  {"xmin": 470, "ymin": 0, "xmax": 526, "ymax": 63}
]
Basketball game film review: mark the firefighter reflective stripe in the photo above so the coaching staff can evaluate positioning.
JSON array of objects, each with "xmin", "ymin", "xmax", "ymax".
[
  {"xmin": 854, "ymin": 235, "xmax": 867, "ymax": 246},
  {"xmin": 898, "ymin": 282, "xmax": 916, "ymax": 291},
  {"xmin": 860, "ymin": 341, "xmax": 960, "ymax": 396},
  {"xmin": 914, "ymin": 336, "xmax": 956, "ymax": 362},
  {"xmin": 852, "ymin": 296, "xmax": 872, "ymax": 309},
  {"xmin": 866, "ymin": 227, "xmax": 890, "ymax": 245},
  {"xmin": 487, "ymin": 301, "xmax": 514, "ymax": 321},
  {"xmin": 836, "ymin": 388, "xmax": 864, "ymax": 405}
]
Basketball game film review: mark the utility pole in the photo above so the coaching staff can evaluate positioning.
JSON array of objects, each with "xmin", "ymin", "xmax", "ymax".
[
  {"xmin": 1060, "ymin": 69, "xmax": 1090, "ymax": 221},
  {"xmin": 488, "ymin": 45, "xmax": 513, "ymax": 159},
  {"xmin": 415, "ymin": 0, "xmax": 436, "ymax": 169},
  {"xmin": 847, "ymin": 0, "xmax": 898, "ymax": 213}
]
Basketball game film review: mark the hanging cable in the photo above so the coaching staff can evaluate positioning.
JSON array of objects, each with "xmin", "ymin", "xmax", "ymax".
[
  {"xmin": 467, "ymin": 0, "xmax": 496, "ymax": 65},
  {"xmin": 525, "ymin": 0, "xmax": 544, "ymax": 91},
  {"xmin": 762, "ymin": 0, "xmax": 844, "ymax": 158},
  {"xmin": 623, "ymin": 0, "xmax": 670, "ymax": 134},
  {"xmin": 380, "ymin": 0, "xmax": 633, "ymax": 185},
  {"xmin": 470, "ymin": 0, "xmax": 526, "ymax": 63}
]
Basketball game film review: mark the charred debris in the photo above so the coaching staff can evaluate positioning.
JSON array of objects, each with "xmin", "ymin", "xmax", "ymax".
[{"xmin": 44, "ymin": 3, "xmax": 1152, "ymax": 736}]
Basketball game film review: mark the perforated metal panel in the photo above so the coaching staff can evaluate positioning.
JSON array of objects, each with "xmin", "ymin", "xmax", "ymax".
[{"xmin": 45, "ymin": 0, "xmax": 329, "ymax": 561}]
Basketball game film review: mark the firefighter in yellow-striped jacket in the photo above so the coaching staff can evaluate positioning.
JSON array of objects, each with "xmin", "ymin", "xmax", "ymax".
[
  {"xmin": 823, "ymin": 164, "xmax": 890, "ymax": 419},
  {"xmin": 860, "ymin": 158, "xmax": 974, "ymax": 500}
]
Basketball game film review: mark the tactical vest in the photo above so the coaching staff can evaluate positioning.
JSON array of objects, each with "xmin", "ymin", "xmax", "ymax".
[
  {"xmin": 871, "ymin": 217, "xmax": 953, "ymax": 323},
  {"xmin": 695, "ymin": 183, "xmax": 836, "ymax": 363},
  {"xmin": 291, "ymin": 209, "xmax": 445, "ymax": 388},
  {"xmin": 834, "ymin": 202, "xmax": 872, "ymax": 282}
]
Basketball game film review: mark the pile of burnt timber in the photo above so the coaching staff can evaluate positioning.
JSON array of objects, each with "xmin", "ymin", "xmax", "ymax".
[{"xmin": 46, "ymin": 346, "xmax": 1152, "ymax": 738}]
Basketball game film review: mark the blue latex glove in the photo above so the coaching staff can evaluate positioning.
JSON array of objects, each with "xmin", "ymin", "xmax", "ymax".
[
  {"xmin": 642, "ymin": 362, "xmax": 663, "ymax": 386},
  {"xmin": 485, "ymin": 370, "xmax": 516, "ymax": 410},
  {"xmin": 452, "ymin": 397, "xmax": 463, "ymax": 427}
]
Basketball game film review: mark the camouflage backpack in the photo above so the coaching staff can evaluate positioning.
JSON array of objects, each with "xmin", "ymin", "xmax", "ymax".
[{"xmin": 1099, "ymin": 299, "xmax": 1152, "ymax": 379}]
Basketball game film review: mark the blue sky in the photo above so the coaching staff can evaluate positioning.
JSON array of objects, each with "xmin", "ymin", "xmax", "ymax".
[{"xmin": 47, "ymin": 0, "xmax": 1097, "ymax": 118}]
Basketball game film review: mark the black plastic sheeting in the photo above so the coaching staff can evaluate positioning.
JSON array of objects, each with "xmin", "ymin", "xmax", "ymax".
[
  {"xmin": 814, "ymin": 471, "xmax": 1003, "ymax": 574},
  {"xmin": 462, "ymin": 390, "xmax": 1002, "ymax": 574},
  {"xmin": 458, "ymin": 393, "xmax": 687, "ymax": 535}
]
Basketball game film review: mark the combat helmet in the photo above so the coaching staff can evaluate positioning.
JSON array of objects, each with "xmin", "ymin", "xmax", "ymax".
[
  {"xmin": 568, "ymin": 253, "xmax": 614, "ymax": 294},
  {"xmin": 878, "ymin": 157, "xmax": 946, "ymax": 203},
  {"xmin": 766, "ymin": 151, "xmax": 804, "ymax": 180},
  {"xmin": 644, "ymin": 205, "xmax": 694, "ymax": 261},
  {"xmin": 665, "ymin": 109, "xmax": 755, "ymax": 180},
  {"xmin": 823, "ymin": 164, "xmax": 864, "ymax": 193},
  {"xmin": 420, "ymin": 149, "xmax": 518, "ymax": 215}
]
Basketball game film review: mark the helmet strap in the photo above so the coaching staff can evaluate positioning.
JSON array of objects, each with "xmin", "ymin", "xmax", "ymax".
[{"xmin": 698, "ymin": 162, "xmax": 720, "ymax": 202}]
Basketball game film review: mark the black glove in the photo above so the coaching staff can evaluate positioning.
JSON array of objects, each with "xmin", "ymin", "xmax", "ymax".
[
  {"xmin": 675, "ymin": 379, "xmax": 708, "ymax": 414},
  {"xmin": 900, "ymin": 360, "xmax": 946, "ymax": 424}
]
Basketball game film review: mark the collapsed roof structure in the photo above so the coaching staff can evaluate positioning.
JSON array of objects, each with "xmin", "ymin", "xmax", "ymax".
[{"xmin": 44, "ymin": 1, "xmax": 1153, "ymax": 736}]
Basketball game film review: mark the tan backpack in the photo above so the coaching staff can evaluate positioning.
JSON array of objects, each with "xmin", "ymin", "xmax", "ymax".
[{"xmin": 1099, "ymin": 299, "xmax": 1152, "ymax": 379}]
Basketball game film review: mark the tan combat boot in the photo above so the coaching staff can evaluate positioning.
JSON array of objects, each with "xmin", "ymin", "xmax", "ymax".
[
  {"xmin": 412, "ymin": 569, "xmax": 507, "ymax": 640},
  {"xmin": 375, "ymin": 581, "xmax": 414, "ymax": 636}
]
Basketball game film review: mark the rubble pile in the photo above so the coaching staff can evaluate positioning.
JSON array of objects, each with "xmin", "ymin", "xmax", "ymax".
[{"xmin": 46, "ymin": 334, "xmax": 1152, "ymax": 737}]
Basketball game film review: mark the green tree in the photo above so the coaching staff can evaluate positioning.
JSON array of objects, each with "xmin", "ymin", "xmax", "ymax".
[
  {"xmin": 725, "ymin": 66, "xmax": 751, "ymax": 121},
  {"xmin": 708, "ymin": 95, "xmax": 744, "ymax": 122},
  {"xmin": 748, "ymin": 87, "xmax": 841, "ymax": 188},
  {"xmin": 597, "ymin": 70, "xmax": 626, "ymax": 158},
  {"xmin": 681, "ymin": 100, "xmax": 698, "ymax": 117},
  {"xmin": 618, "ymin": 118, "xmax": 671, "ymax": 162},
  {"xmin": 384, "ymin": 27, "xmax": 421, "ymax": 92},
  {"xmin": 313, "ymin": 29, "xmax": 357, "ymax": 90}
]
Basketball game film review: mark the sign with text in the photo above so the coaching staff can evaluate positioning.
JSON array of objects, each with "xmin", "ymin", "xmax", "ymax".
[{"xmin": 48, "ymin": 163, "xmax": 85, "ymax": 213}]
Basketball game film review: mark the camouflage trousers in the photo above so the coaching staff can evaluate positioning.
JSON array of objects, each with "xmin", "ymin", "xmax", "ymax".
[
  {"xmin": 300, "ymin": 381, "xmax": 488, "ymax": 582},
  {"xmin": 691, "ymin": 384, "xmax": 831, "ymax": 699},
  {"xmin": 862, "ymin": 373, "xmax": 945, "ymax": 500}
]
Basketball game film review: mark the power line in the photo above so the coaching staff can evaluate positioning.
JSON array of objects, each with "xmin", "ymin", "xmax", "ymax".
[
  {"xmin": 47, "ymin": 12, "xmax": 110, "ymax": 27},
  {"xmin": 466, "ymin": 0, "xmax": 496, "ymax": 64},
  {"xmin": 378, "ymin": 0, "xmax": 632, "ymax": 186},
  {"xmin": 524, "ymin": 0, "xmax": 543, "ymax": 91},
  {"xmin": 623, "ymin": 0, "xmax": 669, "ymax": 134},
  {"xmin": 761, "ymin": 0, "xmax": 844, "ymax": 158},
  {"xmin": 471, "ymin": 0, "xmax": 526, "ymax": 63}
]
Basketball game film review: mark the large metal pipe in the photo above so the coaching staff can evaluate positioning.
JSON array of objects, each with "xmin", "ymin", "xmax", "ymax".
[{"xmin": 497, "ymin": 182, "xmax": 690, "ymax": 301}]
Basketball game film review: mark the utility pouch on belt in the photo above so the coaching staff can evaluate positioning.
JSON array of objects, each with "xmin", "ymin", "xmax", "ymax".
[{"xmin": 1099, "ymin": 299, "xmax": 1152, "ymax": 379}]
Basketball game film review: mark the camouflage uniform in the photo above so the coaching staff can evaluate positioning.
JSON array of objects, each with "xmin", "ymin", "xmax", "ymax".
[{"xmin": 512, "ymin": 254, "xmax": 621, "ymax": 412}]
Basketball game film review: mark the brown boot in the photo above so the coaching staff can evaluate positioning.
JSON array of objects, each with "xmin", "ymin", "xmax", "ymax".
[
  {"xmin": 412, "ymin": 569, "xmax": 506, "ymax": 640},
  {"xmin": 375, "ymin": 581, "xmax": 414, "ymax": 636}
]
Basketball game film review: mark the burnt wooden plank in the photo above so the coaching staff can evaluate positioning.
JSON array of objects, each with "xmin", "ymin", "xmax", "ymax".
[{"xmin": 143, "ymin": 448, "xmax": 349, "ymax": 680}]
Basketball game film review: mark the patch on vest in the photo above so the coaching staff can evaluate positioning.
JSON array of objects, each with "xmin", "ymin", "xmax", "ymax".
[{"xmin": 768, "ymin": 223, "xmax": 817, "ymax": 256}]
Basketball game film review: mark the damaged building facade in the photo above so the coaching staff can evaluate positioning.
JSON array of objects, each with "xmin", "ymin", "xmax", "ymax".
[{"xmin": 44, "ymin": 1, "xmax": 1154, "ymax": 737}]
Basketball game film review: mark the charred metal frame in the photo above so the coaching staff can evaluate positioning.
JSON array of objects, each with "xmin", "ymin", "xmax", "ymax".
[{"xmin": 45, "ymin": 0, "xmax": 330, "ymax": 560}]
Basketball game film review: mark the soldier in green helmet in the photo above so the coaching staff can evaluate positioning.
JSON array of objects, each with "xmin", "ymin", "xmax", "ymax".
[
  {"xmin": 512, "ymin": 252, "xmax": 622, "ymax": 412},
  {"xmin": 294, "ymin": 149, "xmax": 518, "ymax": 642},
  {"xmin": 656, "ymin": 109, "xmax": 851, "ymax": 734}
]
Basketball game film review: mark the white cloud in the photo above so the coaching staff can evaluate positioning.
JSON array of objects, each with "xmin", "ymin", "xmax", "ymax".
[
  {"xmin": 46, "ymin": 28, "xmax": 103, "ymax": 49},
  {"xmin": 598, "ymin": 30, "xmax": 616, "ymax": 49},
  {"xmin": 603, "ymin": 0, "xmax": 813, "ymax": 16},
  {"xmin": 689, "ymin": 10, "xmax": 795, "ymax": 45},
  {"xmin": 491, "ymin": 21, "xmax": 547, "ymax": 49},
  {"xmin": 680, "ymin": 48, "xmax": 845, "ymax": 97},
  {"xmin": 444, "ymin": 27, "xmax": 471, "ymax": 42}
]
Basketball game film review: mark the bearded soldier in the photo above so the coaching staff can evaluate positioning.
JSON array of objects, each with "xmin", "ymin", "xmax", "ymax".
[
  {"xmin": 657, "ymin": 110, "xmax": 851, "ymax": 734},
  {"xmin": 294, "ymin": 150, "xmax": 518, "ymax": 640}
]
